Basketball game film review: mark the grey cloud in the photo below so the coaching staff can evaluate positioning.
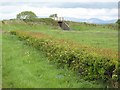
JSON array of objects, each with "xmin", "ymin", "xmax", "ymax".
[
  {"xmin": 59, "ymin": 2, "xmax": 118, "ymax": 9},
  {"xmin": 0, "ymin": 2, "xmax": 118, "ymax": 9}
]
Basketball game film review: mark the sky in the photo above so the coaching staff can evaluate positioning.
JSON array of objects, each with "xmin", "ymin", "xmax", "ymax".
[{"xmin": 0, "ymin": 0, "xmax": 119, "ymax": 20}]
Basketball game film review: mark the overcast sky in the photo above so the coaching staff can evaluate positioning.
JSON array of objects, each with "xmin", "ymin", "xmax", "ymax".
[{"xmin": 0, "ymin": 0, "xmax": 119, "ymax": 20}]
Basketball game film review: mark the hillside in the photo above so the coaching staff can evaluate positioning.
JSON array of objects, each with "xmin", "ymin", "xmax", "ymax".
[
  {"xmin": 2, "ymin": 18, "xmax": 118, "ymax": 31},
  {"xmin": 2, "ymin": 18, "xmax": 61, "ymax": 31},
  {"xmin": 66, "ymin": 21, "xmax": 118, "ymax": 31},
  {"xmin": 2, "ymin": 18, "xmax": 119, "ymax": 88}
]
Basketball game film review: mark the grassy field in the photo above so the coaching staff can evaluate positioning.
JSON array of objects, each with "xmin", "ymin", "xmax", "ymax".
[
  {"xmin": 67, "ymin": 21, "xmax": 118, "ymax": 31},
  {"xmin": 33, "ymin": 30, "xmax": 118, "ymax": 51},
  {"xmin": 2, "ymin": 20, "xmax": 118, "ymax": 50},
  {"xmin": 2, "ymin": 32, "xmax": 104, "ymax": 88},
  {"xmin": 0, "ymin": 21, "xmax": 2, "ymax": 88},
  {"xmin": 2, "ymin": 19, "xmax": 118, "ymax": 88},
  {"xmin": 0, "ymin": 30, "xmax": 2, "ymax": 88}
]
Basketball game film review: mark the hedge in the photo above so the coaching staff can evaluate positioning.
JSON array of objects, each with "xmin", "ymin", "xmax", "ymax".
[{"xmin": 10, "ymin": 30, "xmax": 118, "ymax": 83}]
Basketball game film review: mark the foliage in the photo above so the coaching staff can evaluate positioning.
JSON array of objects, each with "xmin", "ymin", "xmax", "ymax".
[
  {"xmin": 2, "ymin": 19, "xmax": 60, "ymax": 31},
  {"xmin": 2, "ymin": 19, "xmax": 118, "ymax": 51},
  {"xmin": 16, "ymin": 11, "xmax": 37, "ymax": 20},
  {"xmin": 23, "ymin": 18, "xmax": 59, "ymax": 26},
  {"xmin": 10, "ymin": 30, "xmax": 118, "ymax": 86},
  {"xmin": 3, "ymin": 33, "xmax": 104, "ymax": 88},
  {"xmin": 0, "ymin": 29, "xmax": 1, "ymax": 88}
]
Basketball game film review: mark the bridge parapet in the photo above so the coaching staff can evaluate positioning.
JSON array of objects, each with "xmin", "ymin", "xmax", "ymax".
[
  {"xmin": 50, "ymin": 17, "xmax": 70, "ymax": 30},
  {"xmin": 57, "ymin": 17, "xmax": 64, "ymax": 22},
  {"xmin": 51, "ymin": 17, "xmax": 64, "ymax": 22}
]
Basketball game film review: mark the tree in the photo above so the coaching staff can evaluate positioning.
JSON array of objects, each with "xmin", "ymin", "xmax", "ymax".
[
  {"xmin": 49, "ymin": 14, "xmax": 58, "ymax": 18},
  {"xmin": 16, "ymin": 11, "xmax": 37, "ymax": 20}
]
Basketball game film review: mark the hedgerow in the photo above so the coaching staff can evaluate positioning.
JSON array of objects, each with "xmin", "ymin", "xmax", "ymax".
[{"xmin": 10, "ymin": 30, "xmax": 118, "ymax": 86}]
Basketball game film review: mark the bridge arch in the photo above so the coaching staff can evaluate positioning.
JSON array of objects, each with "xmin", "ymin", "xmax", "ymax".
[{"xmin": 51, "ymin": 17, "xmax": 70, "ymax": 30}]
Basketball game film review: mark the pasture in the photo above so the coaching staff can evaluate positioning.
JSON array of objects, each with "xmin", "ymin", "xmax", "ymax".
[
  {"xmin": 1, "ymin": 19, "xmax": 118, "ymax": 88},
  {"xmin": 2, "ymin": 20, "xmax": 118, "ymax": 50},
  {"xmin": 2, "ymin": 32, "xmax": 104, "ymax": 88}
]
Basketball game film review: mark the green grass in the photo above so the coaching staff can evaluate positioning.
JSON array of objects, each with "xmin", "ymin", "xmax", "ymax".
[
  {"xmin": 0, "ymin": 30, "xmax": 2, "ymax": 88},
  {"xmin": 0, "ymin": 21, "xmax": 2, "ymax": 88},
  {"xmin": 2, "ymin": 20, "xmax": 118, "ymax": 51},
  {"xmin": 2, "ymin": 19, "xmax": 117, "ymax": 88},
  {"xmin": 2, "ymin": 22, "xmax": 53, "ymax": 31},
  {"xmin": 31, "ymin": 29, "xmax": 118, "ymax": 51},
  {"xmin": 2, "ymin": 19, "xmax": 60, "ymax": 31},
  {"xmin": 2, "ymin": 33, "xmax": 104, "ymax": 88},
  {"xmin": 67, "ymin": 21, "xmax": 118, "ymax": 31}
]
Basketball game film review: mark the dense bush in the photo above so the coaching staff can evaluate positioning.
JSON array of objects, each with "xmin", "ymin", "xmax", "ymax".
[
  {"xmin": 23, "ymin": 18, "xmax": 59, "ymax": 26},
  {"xmin": 10, "ymin": 30, "xmax": 118, "ymax": 85}
]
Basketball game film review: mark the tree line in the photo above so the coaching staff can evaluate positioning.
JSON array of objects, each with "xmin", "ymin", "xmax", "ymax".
[{"xmin": 16, "ymin": 11, "xmax": 57, "ymax": 20}]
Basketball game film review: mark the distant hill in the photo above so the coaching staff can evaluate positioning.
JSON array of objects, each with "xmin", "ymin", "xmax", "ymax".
[{"xmin": 64, "ymin": 17, "xmax": 117, "ymax": 24}]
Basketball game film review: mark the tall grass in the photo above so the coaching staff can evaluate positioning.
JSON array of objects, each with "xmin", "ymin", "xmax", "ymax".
[
  {"xmin": 2, "ymin": 20, "xmax": 118, "ymax": 50},
  {"xmin": 2, "ymin": 33, "xmax": 104, "ymax": 88},
  {"xmin": 10, "ymin": 30, "xmax": 118, "ymax": 87},
  {"xmin": 2, "ymin": 19, "xmax": 118, "ymax": 88},
  {"xmin": 67, "ymin": 21, "xmax": 118, "ymax": 31},
  {"xmin": 33, "ymin": 29, "xmax": 118, "ymax": 51},
  {"xmin": 0, "ymin": 29, "xmax": 2, "ymax": 88}
]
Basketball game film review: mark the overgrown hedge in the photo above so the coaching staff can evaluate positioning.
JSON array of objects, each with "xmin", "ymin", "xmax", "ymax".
[
  {"xmin": 23, "ymin": 18, "xmax": 59, "ymax": 26},
  {"xmin": 10, "ymin": 30, "xmax": 118, "ymax": 83}
]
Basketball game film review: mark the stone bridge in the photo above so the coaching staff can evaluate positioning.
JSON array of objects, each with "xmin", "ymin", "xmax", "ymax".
[{"xmin": 52, "ymin": 17, "xmax": 70, "ymax": 30}]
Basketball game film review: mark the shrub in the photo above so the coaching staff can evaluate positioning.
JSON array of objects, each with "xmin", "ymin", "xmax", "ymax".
[{"xmin": 10, "ymin": 30, "xmax": 118, "ymax": 84}]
